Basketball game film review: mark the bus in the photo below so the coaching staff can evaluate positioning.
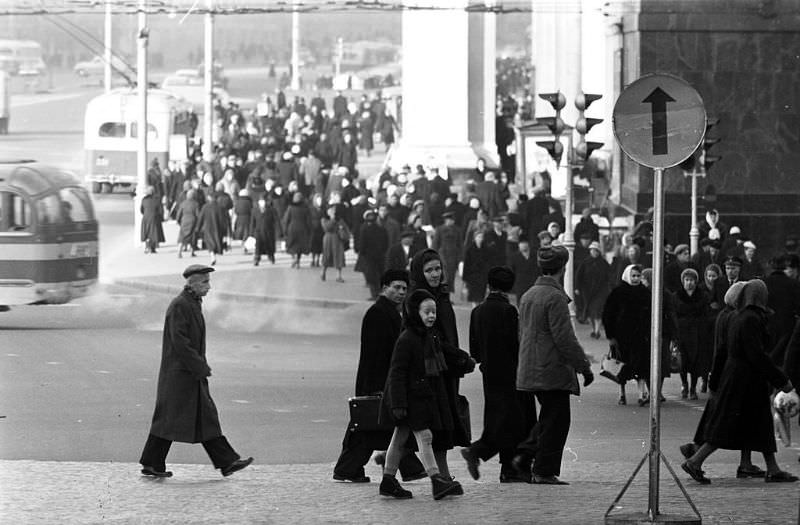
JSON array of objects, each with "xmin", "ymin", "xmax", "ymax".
[
  {"xmin": 0, "ymin": 39, "xmax": 47, "ymax": 77},
  {"xmin": 84, "ymin": 88, "xmax": 194, "ymax": 193},
  {"xmin": 0, "ymin": 160, "xmax": 98, "ymax": 309}
]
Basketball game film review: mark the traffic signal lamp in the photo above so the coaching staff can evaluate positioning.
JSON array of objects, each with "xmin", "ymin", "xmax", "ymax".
[
  {"xmin": 536, "ymin": 92, "xmax": 567, "ymax": 166},
  {"xmin": 679, "ymin": 117, "xmax": 721, "ymax": 173},
  {"xmin": 574, "ymin": 92, "xmax": 604, "ymax": 163}
]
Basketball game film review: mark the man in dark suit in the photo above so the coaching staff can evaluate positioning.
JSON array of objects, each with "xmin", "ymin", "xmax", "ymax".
[
  {"xmin": 519, "ymin": 189, "xmax": 549, "ymax": 248},
  {"xmin": 139, "ymin": 265, "xmax": 253, "ymax": 478},
  {"xmin": 710, "ymin": 256, "xmax": 742, "ymax": 311},
  {"xmin": 332, "ymin": 270, "xmax": 425, "ymax": 483},
  {"xmin": 460, "ymin": 267, "xmax": 536, "ymax": 482},
  {"xmin": 385, "ymin": 228, "xmax": 416, "ymax": 271}
]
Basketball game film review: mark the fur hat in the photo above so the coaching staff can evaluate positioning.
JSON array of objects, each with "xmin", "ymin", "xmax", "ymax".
[{"xmin": 487, "ymin": 266, "xmax": 515, "ymax": 292}]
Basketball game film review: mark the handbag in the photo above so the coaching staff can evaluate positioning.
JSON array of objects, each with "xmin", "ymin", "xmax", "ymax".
[
  {"xmin": 457, "ymin": 394, "xmax": 471, "ymax": 443},
  {"xmin": 347, "ymin": 394, "xmax": 394, "ymax": 432},
  {"xmin": 670, "ymin": 341, "xmax": 682, "ymax": 373},
  {"xmin": 600, "ymin": 343, "xmax": 627, "ymax": 384}
]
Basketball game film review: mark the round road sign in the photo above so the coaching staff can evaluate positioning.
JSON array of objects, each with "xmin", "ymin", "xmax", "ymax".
[{"xmin": 613, "ymin": 74, "xmax": 706, "ymax": 169}]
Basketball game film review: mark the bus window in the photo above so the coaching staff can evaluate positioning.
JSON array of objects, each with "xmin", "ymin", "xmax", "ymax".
[
  {"xmin": 0, "ymin": 191, "xmax": 32, "ymax": 231},
  {"xmin": 36, "ymin": 194, "xmax": 62, "ymax": 225},
  {"xmin": 130, "ymin": 122, "xmax": 158, "ymax": 139},
  {"xmin": 99, "ymin": 122, "xmax": 126, "ymax": 138},
  {"xmin": 58, "ymin": 188, "xmax": 93, "ymax": 222}
]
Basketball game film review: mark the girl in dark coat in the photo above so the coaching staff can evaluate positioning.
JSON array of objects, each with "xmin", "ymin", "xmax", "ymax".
[
  {"xmin": 682, "ymin": 279, "xmax": 797, "ymax": 484},
  {"xmin": 140, "ymin": 186, "xmax": 165, "ymax": 254},
  {"xmin": 232, "ymin": 190, "xmax": 253, "ymax": 251},
  {"xmin": 671, "ymin": 268, "xmax": 712, "ymax": 400},
  {"xmin": 575, "ymin": 242, "xmax": 611, "ymax": 338},
  {"xmin": 602, "ymin": 264, "xmax": 651, "ymax": 405},
  {"xmin": 380, "ymin": 289, "xmax": 464, "ymax": 500},
  {"xmin": 176, "ymin": 189, "xmax": 200, "ymax": 257},
  {"xmin": 283, "ymin": 192, "xmax": 313, "ymax": 268},
  {"xmin": 462, "ymin": 231, "xmax": 492, "ymax": 305},
  {"xmin": 196, "ymin": 194, "xmax": 226, "ymax": 266}
]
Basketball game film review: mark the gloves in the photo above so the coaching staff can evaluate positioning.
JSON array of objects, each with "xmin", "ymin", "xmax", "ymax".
[
  {"xmin": 583, "ymin": 370, "xmax": 595, "ymax": 387},
  {"xmin": 392, "ymin": 407, "xmax": 407, "ymax": 421}
]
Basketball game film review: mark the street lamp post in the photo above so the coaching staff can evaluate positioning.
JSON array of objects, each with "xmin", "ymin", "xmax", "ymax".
[
  {"xmin": 134, "ymin": 0, "xmax": 148, "ymax": 247},
  {"xmin": 202, "ymin": 0, "xmax": 214, "ymax": 162}
]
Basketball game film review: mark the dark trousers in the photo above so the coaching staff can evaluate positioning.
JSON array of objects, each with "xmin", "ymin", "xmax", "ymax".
[
  {"xmin": 140, "ymin": 434, "xmax": 240, "ymax": 471},
  {"xmin": 470, "ymin": 389, "xmax": 537, "ymax": 473},
  {"xmin": 333, "ymin": 429, "xmax": 424, "ymax": 479},
  {"xmin": 526, "ymin": 390, "xmax": 570, "ymax": 477}
]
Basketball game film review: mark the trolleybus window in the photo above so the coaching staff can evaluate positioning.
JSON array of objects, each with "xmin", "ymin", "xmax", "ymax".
[
  {"xmin": 0, "ymin": 191, "xmax": 31, "ymax": 232},
  {"xmin": 58, "ymin": 188, "xmax": 93, "ymax": 222},
  {"xmin": 130, "ymin": 122, "xmax": 158, "ymax": 139},
  {"xmin": 36, "ymin": 194, "xmax": 61, "ymax": 225},
  {"xmin": 99, "ymin": 122, "xmax": 126, "ymax": 138}
]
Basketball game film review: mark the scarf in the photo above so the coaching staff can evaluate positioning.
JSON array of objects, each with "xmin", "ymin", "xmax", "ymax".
[{"xmin": 423, "ymin": 331, "xmax": 448, "ymax": 377}]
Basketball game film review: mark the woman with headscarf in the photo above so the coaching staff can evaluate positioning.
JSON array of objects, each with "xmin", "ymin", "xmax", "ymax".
[
  {"xmin": 176, "ymin": 188, "xmax": 200, "ymax": 258},
  {"xmin": 576, "ymin": 241, "xmax": 612, "ymax": 339},
  {"xmin": 408, "ymin": 249, "xmax": 475, "ymax": 453},
  {"xmin": 232, "ymin": 189, "xmax": 253, "ymax": 253},
  {"xmin": 682, "ymin": 279, "xmax": 798, "ymax": 484},
  {"xmin": 612, "ymin": 243, "xmax": 642, "ymax": 285},
  {"xmin": 140, "ymin": 185, "xmax": 165, "ymax": 254},
  {"xmin": 379, "ymin": 289, "xmax": 465, "ymax": 500},
  {"xmin": 678, "ymin": 281, "xmax": 768, "ymax": 479},
  {"xmin": 671, "ymin": 268, "xmax": 712, "ymax": 400},
  {"xmin": 602, "ymin": 264, "xmax": 651, "ymax": 405},
  {"xmin": 321, "ymin": 204, "xmax": 349, "ymax": 282}
]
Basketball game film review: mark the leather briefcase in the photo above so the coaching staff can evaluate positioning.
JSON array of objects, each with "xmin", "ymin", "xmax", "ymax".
[{"xmin": 347, "ymin": 395, "xmax": 394, "ymax": 432}]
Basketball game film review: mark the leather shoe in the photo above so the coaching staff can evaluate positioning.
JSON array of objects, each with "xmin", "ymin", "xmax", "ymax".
[
  {"xmin": 221, "ymin": 457, "xmax": 253, "ymax": 477},
  {"xmin": 500, "ymin": 472, "xmax": 531, "ymax": 483},
  {"xmin": 460, "ymin": 447, "xmax": 480, "ymax": 480},
  {"xmin": 765, "ymin": 470, "xmax": 799, "ymax": 483},
  {"xmin": 532, "ymin": 474, "xmax": 569, "ymax": 485},
  {"xmin": 736, "ymin": 465, "xmax": 766, "ymax": 479},
  {"xmin": 681, "ymin": 461, "xmax": 710, "ymax": 484},
  {"xmin": 401, "ymin": 470, "xmax": 428, "ymax": 482},
  {"xmin": 333, "ymin": 472, "xmax": 371, "ymax": 483},
  {"xmin": 141, "ymin": 465, "xmax": 173, "ymax": 478}
]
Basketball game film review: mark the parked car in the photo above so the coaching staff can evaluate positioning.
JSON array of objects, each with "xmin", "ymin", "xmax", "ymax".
[
  {"xmin": 161, "ymin": 73, "xmax": 231, "ymax": 111},
  {"xmin": 73, "ymin": 55, "xmax": 134, "ymax": 83}
]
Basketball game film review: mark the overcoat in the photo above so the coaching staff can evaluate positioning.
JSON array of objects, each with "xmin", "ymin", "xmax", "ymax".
[
  {"xmin": 176, "ymin": 198, "xmax": 199, "ymax": 245},
  {"xmin": 672, "ymin": 287, "xmax": 712, "ymax": 377},
  {"xmin": 575, "ymin": 255, "xmax": 611, "ymax": 319},
  {"xmin": 148, "ymin": 289, "xmax": 222, "ymax": 443},
  {"xmin": 283, "ymin": 202, "xmax": 313, "ymax": 255},
  {"xmin": 196, "ymin": 200, "xmax": 226, "ymax": 255},
  {"xmin": 140, "ymin": 194, "xmax": 165, "ymax": 244},
  {"xmin": 355, "ymin": 296, "xmax": 403, "ymax": 396},
  {"xmin": 517, "ymin": 276, "xmax": 591, "ymax": 394},
  {"xmin": 462, "ymin": 242, "xmax": 492, "ymax": 303},
  {"xmin": 232, "ymin": 195, "xmax": 253, "ymax": 241},
  {"xmin": 322, "ymin": 217, "xmax": 348, "ymax": 269},
  {"xmin": 250, "ymin": 205, "xmax": 279, "ymax": 258},
  {"xmin": 602, "ymin": 281, "xmax": 651, "ymax": 380},
  {"xmin": 703, "ymin": 307, "xmax": 788, "ymax": 452},
  {"xmin": 431, "ymin": 223, "xmax": 463, "ymax": 290},
  {"xmin": 354, "ymin": 221, "xmax": 388, "ymax": 287}
]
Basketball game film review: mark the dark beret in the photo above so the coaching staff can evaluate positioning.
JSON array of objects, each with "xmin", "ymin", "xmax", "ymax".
[
  {"xmin": 724, "ymin": 256, "xmax": 743, "ymax": 267},
  {"xmin": 381, "ymin": 269, "xmax": 409, "ymax": 287},
  {"xmin": 442, "ymin": 211, "xmax": 456, "ymax": 220},
  {"xmin": 183, "ymin": 264, "xmax": 215, "ymax": 279},
  {"xmin": 487, "ymin": 266, "xmax": 515, "ymax": 292},
  {"xmin": 537, "ymin": 246, "xmax": 568, "ymax": 271}
]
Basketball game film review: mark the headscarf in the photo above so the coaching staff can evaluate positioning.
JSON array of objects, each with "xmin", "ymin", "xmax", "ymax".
[
  {"xmin": 738, "ymin": 279, "xmax": 770, "ymax": 312},
  {"xmin": 723, "ymin": 280, "xmax": 746, "ymax": 309},
  {"xmin": 621, "ymin": 264, "xmax": 642, "ymax": 286},
  {"xmin": 409, "ymin": 248, "xmax": 447, "ymax": 295},
  {"xmin": 704, "ymin": 263, "xmax": 722, "ymax": 287},
  {"xmin": 403, "ymin": 289, "xmax": 448, "ymax": 377}
]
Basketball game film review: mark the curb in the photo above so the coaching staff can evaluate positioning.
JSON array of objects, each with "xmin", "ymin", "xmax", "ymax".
[{"xmin": 112, "ymin": 279, "xmax": 365, "ymax": 310}]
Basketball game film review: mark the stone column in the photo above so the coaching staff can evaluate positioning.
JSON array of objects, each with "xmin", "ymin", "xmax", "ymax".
[{"xmin": 391, "ymin": 1, "xmax": 496, "ymax": 173}]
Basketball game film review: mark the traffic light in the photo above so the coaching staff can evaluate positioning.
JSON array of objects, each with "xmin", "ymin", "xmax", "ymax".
[
  {"xmin": 536, "ymin": 92, "xmax": 566, "ymax": 166},
  {"xmin": 574, "ymin": 91, "xmax": 604, "ymax": 164},
  {"xmin": 679, "ymin": 117, "xmax": 721, "ymax": 173}
]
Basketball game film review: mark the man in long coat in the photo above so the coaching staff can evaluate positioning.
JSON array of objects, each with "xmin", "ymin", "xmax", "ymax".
[
  {"xmin": 139, "ymin": 265, "xmax": 253, "ymax": 478},
  {"xmin": 461, "ymin": 267, "xmax": 536, "ymax": 483},
  {"xmin": 355, "ymin": 210, "xmax": 389, "ymax": 300},
  {"xmin": 332, "ymin": 270, "xmax": 425, "ymax": 483},
  {"xmin": 196, "ymin": 193, "xmax": 226, "ymax": 266},
  {"xmin": 431, "ymin": 211, "xmax": 463, "ymax": 292}
]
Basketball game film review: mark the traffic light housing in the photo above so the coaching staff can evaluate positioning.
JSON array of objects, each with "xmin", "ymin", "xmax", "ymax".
[
  {"xmin": 679, "ymin": 117, "xmax": 721, "ymax": 173},
  {"xmin": 536, "ymin": 92, "xmax": 567, "ymax": 166},
  {"xmin": 574, "ymin": 92, "xmax": 603, "ymax": 164}
]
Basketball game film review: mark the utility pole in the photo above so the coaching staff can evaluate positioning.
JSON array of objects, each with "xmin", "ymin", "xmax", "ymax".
[
  {"xmin": 134, "ymin": 0, "xmax": 148, "ymax": 246},
  {"xmin": 290, "ymin": 0, "xmax": 300, "ymax": 90},
  {"xmin": 202, "ymin": 0, "xmax": 214, "ymax": 161},
  {"xmin": 104, "ymin": 0, "xmax": 112, "ymax": 93}
]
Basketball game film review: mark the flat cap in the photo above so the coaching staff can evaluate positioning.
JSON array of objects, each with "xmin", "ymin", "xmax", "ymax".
[
  {"xmin": 724, "ymin": 255, "xmax": 743, "ymax": 267},
  {"xmin": 673, "ymin": 244, "xmax": 690, "ymax": 256},
  {"xmin": 183, "ymin": 264, "xmax": 215, "ymax": 279}
]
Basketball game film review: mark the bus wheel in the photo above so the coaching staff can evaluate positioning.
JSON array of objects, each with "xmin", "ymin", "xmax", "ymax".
[
  {"xmin": 101, "ymin": 182, "xmax": 113, "ymax": 194},
  {"xmin": 91, "ymin": 182, "xmax": 102, "ymax": 194}
]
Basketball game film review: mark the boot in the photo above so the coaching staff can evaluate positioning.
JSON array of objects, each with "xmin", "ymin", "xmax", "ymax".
[
  {"xmin": 431, "ymin": 473, "xmax": 462, "ymax": 500},
  {"xmin": 379, "ymin": 474, "xmax": 412, "ymax": 499}
]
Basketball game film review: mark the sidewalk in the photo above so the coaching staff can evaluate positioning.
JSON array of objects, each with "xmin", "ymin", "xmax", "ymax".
[{"xmin": 1, "ymin": 458, "xmax": 797, "ymax": 524}]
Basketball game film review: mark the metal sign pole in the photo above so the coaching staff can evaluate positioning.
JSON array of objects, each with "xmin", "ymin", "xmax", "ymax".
[{"xmin": 648, "ymin": 166, "xmax": 665, "ymax": 519}]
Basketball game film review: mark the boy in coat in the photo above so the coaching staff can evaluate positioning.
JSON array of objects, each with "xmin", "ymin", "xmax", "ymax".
[{"xmin": 139, "ymin": 265, "xmax": 253, "ymax": 478}]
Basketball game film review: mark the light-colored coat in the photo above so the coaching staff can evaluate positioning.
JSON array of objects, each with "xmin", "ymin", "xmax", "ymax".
[{"xmin": 517, "ymin": 275, "xmax": 591, "ymax": 395}]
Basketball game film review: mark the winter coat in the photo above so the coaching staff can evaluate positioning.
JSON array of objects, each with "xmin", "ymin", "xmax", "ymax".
[
  {"xmin": 355, "ymin": 296, "xmax": 404, "ymax": 396},
  {"xmin": 765, "ymin": 271, "xmax": 800, "ymax": 351},
  {"xmin": 232, "ymin": 195, "xmax": 253, "ymax": 240},
  {"xmin": 354, "ymin": 222, "xmax": 388, "ymax": 286},
  {"xmin": 672, "ymin": 287, "xmax": 712, "ymax": 377},
  {"xmin": 322, "ymin": 217, "xmax": 348, "ymax": 269},
  {"xmin": 508, "ymin": 251, "xmax": 539, "ymax": 299},
  {"xmin": 250, "ymin": 205, "xmax": 279, "ymax": 257},
  {"xmin": 385, "ymin": 243, "xmax": 411, "ymax": 272},
  {"xmin": 517, "ymin": 276, "xmax": 591, "ymax": 394},
  {"xmin": 283, "ymin": 202, "xmax": 313, "ymax": 255},
  {"xmin": 602, "ymin": 281, "xmax": 651, "ymax": 380},
  {"xmin": 576, "ymin": 255, "xmax": 611, "ymax": 319},
  {"xmin": 703, "ymin": 307, "xmax": 788, "ymax": 452},
  {"xmin": 196, "ymin": 200, "xmax": 227, "ymax": 255},
  {"xmin": 148, "ymin": 289, "xmax": 221, "ymax": 443},
  {"xmin": 462, "ymin": 242, "xmax": 492, "ymax": 303},
  {"xmin": 431, "ymin": 223, "xmax": 463, "ymax": 290},
  {"xmin": 140, "ymin": 195, "xmax": 165, "ymax": 244},
  {"xmin": 176, "ymin": 198, "xmax": 199, "ymax": 245}
]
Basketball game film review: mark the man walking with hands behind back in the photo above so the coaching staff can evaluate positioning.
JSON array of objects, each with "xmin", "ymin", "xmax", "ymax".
[
  {"xmin": 516, "ymin": 246, "xmax": 594, "ymax": 485},
  {"xmin": 139, "ymin": 264, "xmax": 253, "ymax": 478}
]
